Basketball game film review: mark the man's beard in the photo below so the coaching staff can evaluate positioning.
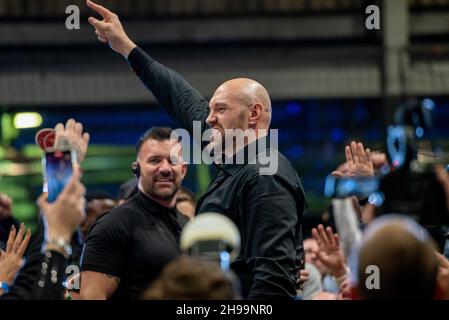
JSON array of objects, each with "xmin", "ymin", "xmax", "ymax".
[
  {"xmin": 141, "ymin": 179, "xmax": 179, "ymax": 202},
  {"xmin": 151, "ymin": 184, "xmax": 178, "ymax": 201}
]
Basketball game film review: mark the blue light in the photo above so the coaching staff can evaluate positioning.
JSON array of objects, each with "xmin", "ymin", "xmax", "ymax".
[
  {"xmin": 286, "ymin": 102, "xmax": 302, "ymax": 115},
  {"xmin": 324, "ymin": 175, "xmax": 336, "ymax": 197},
  {"xmin": 220, "ymin": 251, "xmax": 230, "ymax": 271},
  {"xmin": 415, "ymin": 126, "xmax": 424, "ymax": 138},
  {"xmin": 387, "ymin": 125, "xmax": 406, "ymax": 168},
  {"xmin": 342, "ymin": 180, "xmax": 357, "ymax": 194},
  {"xmin": 368, "ymin": 192, "xmax": 385, "ymax": 207},
  {"xmin": 330, "ymin": 128, "xmax": 345, "ymax": 143},
  {"xmin": 423, "ymin": 98, "xmax": 435, "ymax": 111},
  {"xmin": 380, "ymin": 164, "xmax": 391, "ymax": 176}
]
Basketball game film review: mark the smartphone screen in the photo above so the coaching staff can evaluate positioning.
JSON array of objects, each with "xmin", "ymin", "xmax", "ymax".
[
  {"xmin": 43, "ymin": 150, "xmax": 74, "ymax": 203},
  {"xmin": 324, "ymin": 175, "xmax": 380, "ymax": 199}
]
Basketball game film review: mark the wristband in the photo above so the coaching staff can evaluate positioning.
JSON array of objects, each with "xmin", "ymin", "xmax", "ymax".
[{"xmin": 0, "ymin": 281, "xmax": 10, "ymax": 294}]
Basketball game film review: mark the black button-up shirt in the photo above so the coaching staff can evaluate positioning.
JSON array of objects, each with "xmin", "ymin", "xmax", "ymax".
[{"xmin": 128, "ymin": 47, "xmax": 306, "ymax": 299}]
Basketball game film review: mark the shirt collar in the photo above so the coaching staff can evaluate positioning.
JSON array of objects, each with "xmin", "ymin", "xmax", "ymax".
[{"xmin": 137, "ymin": 190, "xmax": 175, "ymax": 214}]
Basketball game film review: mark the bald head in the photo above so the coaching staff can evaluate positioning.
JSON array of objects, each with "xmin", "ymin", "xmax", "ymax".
[
  {"xmin": 212, "ymin": 78, "xmax": 272, "ymax": 129},
  {"xmin": 357, "ymin": 218, "xmax": 438, "ymax": 300}
]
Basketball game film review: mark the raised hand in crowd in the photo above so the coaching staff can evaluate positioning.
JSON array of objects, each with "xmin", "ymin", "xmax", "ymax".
[
  {"xmin": 332, "ymin": 141, "xmax": 374, "ymax": 177},
  {"xmin": 312, "ymin": 225, "xmax": 348, "ymax": 279},
  {"xmin": 29, "ymin": 170, "xmax": 86, "ymax": 300},
  {"xmin": 54, "ymin": 119, "xmax": 90, "ymax": 164},
  {"xmin": 0, "ymin": 223, "xmax": 31, "ymax": 295},
  {"xmin": 86, "ymin": 0, "xmax": 137, "ymax": 58}
]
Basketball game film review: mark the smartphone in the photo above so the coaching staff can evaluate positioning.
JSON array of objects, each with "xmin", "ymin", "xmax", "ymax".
[
  {"xmin": 324, "ymin": 175, "xmax": 380, "ymax": 199},
  {"xmin": 43, "ymin": 150, "xmax": 75, "ymax": 203}
]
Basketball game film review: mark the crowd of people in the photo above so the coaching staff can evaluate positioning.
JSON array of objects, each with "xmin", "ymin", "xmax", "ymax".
[{"xmin": 1, "ymin": 0, "xmax": 449, "ymax": 300}]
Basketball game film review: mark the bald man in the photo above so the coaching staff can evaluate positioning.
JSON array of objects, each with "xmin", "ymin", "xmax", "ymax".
[{"xmin": 86, "ymin": 0, "xmax": 306, "ymax": 300}]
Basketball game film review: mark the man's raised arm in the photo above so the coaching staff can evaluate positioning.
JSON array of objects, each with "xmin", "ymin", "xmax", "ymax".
[{"xmin": 86, "ymin": 0, "xmax": 209, "ymax": 135}]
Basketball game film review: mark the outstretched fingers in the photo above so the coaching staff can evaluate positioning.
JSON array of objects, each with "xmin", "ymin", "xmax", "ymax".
[{"xmin": 86, "ymin": 0, "xmax": 114, "ymax": 20}]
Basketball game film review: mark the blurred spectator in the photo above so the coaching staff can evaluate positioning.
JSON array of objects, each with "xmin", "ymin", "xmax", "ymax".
[
  {"xmin": 304, "ymin": 237, "xmax": 327, "ymax": 276},
  {"xmin": 299, "ymin": 263, "xmax": 323, "ymax": 300},
  {"xmin": 0, "ymin": 193, "xmax": 21, "ymax": 248},
  {"xmin": 143, "ymin": 256, "xmax": 235, "ymax": 300},
  {"xmin": 81, "ymin": 190, "xmax": 116, "ymax": 240},
  {"xmin": 352, "ymin": 215, "xmax": 440, "ymax": 300},
  {"xmin": 176, "ymin": 187, "xmax": 196, "ymax": 220},
  {"xmin": 117, "ymin": 179, "xmax": 138, "ymax": 206}
]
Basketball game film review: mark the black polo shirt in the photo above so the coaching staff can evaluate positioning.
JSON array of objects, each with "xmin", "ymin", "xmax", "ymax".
[{"xmin": 80, "ymin": 191, "xmax": 188, "ymax": 300}]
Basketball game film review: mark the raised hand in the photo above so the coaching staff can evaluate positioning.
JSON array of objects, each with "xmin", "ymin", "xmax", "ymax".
[
  {"xmin": 312, "ymin": 225, "xmax": 347, "ymax": 278},
  {"xmin": 332, "ymin": 141, "xmax": 374, "ymax": 177},
  {"xmin": 0, "ymin": 223, "xmax": 31, "ymax": 285},
  {"xmin": 86, "ymin": 0, "xmax": 137, "ymax": 57},
  {"xmin": 54, "ymin": 119, "xmax": 90, "ymax": 164}
]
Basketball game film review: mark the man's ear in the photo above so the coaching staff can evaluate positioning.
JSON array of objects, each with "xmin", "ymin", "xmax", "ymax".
[
  {"xmin": 181, "ymin": 162, "xmax": 188, "ymax": 179},
  {"xmin": 248, "ymin": 103, "xmax": 262, "ymax": 126}
]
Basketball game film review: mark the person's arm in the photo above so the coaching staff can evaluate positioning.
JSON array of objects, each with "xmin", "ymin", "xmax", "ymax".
[
  {"xmin": 79, "ymin": 210, "xmax": 129, "ymax": 299},
  {"xmin": 331, "ymin": 198, "xmax": 363, "ymax": 258},
  {"xmin": 79, "ymin": 271, "xmax": 120, "ymax": 300},
  {"xmin": 243, "ymin": 175, "xmax": 304, "ymax": 299},
  {"xmin": 31, "ymin": 171, "xmax": 86, "ymax": 300},
  {"xmin": 86, "ymin": 0, "xmax": 209, "ymax": 135}
]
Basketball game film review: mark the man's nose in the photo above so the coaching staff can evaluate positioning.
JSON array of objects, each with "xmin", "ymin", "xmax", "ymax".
[
  {"xmin": 158, "ymin": 159, "xmax": 172, "ymax": 174},
  {"xmin": 206, "ymin": 112, "xmax": 217, "ymax": 126}
]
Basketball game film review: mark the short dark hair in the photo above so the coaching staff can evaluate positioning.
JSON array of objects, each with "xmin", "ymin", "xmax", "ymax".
[
  {"xmin": 143, "ymin": 256, "xmax": 235, "ymax": 300},
  {"xmin": 136, "ymin": 127, "xmax": 174, "ymax": 154},
  {"xmin": 86, "ymin": 190, "xmax": 115, "ymax": 202},
  {"xmin": 117, "ymin": 179, "xmax": 138, "ymax": 201},
  {"xmin": 176, "ymin": 187, "xmax": 196, "ymax": 205}
]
